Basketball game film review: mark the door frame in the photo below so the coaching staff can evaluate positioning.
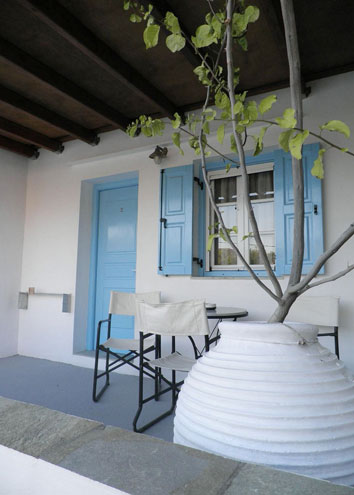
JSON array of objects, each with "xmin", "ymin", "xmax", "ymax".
[{"xmin": 86, "ymin": 177, "xmax": 139, "ymax": 350}]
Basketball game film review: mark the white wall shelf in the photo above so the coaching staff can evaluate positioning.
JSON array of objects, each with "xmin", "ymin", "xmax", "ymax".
[{"xmin": 18, "ymin": 292, "xmax": 71, "ymax": 313}]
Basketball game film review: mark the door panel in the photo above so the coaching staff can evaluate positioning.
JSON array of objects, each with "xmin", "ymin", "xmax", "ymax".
[{"xmin": 94, "ymin": 185, "xmax": 138, "ymax": 347}]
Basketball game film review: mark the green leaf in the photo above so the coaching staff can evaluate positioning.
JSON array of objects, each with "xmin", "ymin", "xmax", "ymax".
[
  {"xmin": 341, "ymin": 147, "xmax": 349, "ymax": 152},
  {"xmin": 215, "ymin": 90, "xmax": 230, "ymax": 110},
  {"xmin": 225, "ymin": 163, "xmax": 231, "ymax": 173},
  {"xmin": 232, "ymin": 6, "xmax": 259, "ymax": 36},
  {"xmin": 150, "ymin": 119, "xmax": 165, "ymax": 136},
  {"xmin": 211, "ymin": 13, "xmax": 224, "ymax": 39},
  {"xmin": 311, "ymin": 149, "xmax": 326, "ymax": 179},
  {"xmin": 233, "ymin": 67, "xmax": 240, "ymax": 87},
  {"xmin": 172, "ymin": 132, "xmax": 184, "ymax": 155},
  {"xmin": 259, "ymin": 95, "xmax": 277, "ymax": 115},
  {"xmin": 236, "ymin": 91, "xmax": 248, "ymax": 103},
  {"xmin": 275, "ymin": 108, "xmax": 297, "ymax": 129},
  {"xmin": 202, "ymin": 121, "xmax": 210, "ymax": 134},
  {"xmin": 245, "ymin": 5, "xmax": 260, "ymax": 23},
  {"xmin": 193, "ymin": 65, "xmax": 211, "ymax": 86},
  {"xmin": 217, "ymin": 124, "xmax": 225, "ymax": 144},
  {"xmin": 143, "ymin": 24, "xmax": 160, "ymax": 49},
  {"xmin": 207, "ymin": 233, "xmax": 219, "ymax": 251},
  {"xmin": 143, "ymin": 4, "xmax": 153, "ymax": 20},
  {"xmin": 218, "ymin": 230, "xmax": 226, "ymax": 242},
  {"xmin": 171, "ymin": 112, "xmax": 181, "ymax": 129},
  {"xmin": 244, "ymin": 100, "xmax": 258, "ymax": 122},
  {"xmin": 230, "ymin": 134, "xmax": 237, "ymax": 153},
  {"xmin": 166, "ymin": 33, "xmax": 185, "ymax": 52},
  {"xmin": 123, "ymin": 1, "xmax": 131, "ymax": 10},
  {"xmin": 233, "ymin": 100, "xmax": 244, "ymax": 115},
  {"xmin": 126, "ymin": 120, "xmax": 138, "ymax": 137},
  {"xmin": 320, "ymin": 120, "xmax": 350, "ymax": 138},
  {"xmin": 231, "ymin": 226, "xmax": 238, "ymax": 234},
  {"xmin": 141, "ymin": 126, "xmax": 152, "ymax": 137},
  {"xmin": 192, "ymin": 24, "xmax": 216, "ymax": 48},
  {"xmin": 203, "ymin": 108, "xmax": 216, "ymax": 121},
  {"xmin": 253, "ymin": 126, "xmax": 268, "ymax": 156},
  {"xmin": 130, "ymin": 13, "xmax": 142, "ymax": 22},
  {"xmin": 278, "ymin": 129, "xmax": 295, "ymax": 152},
  {"xmin": 289, "ymin": 130, "xmax": 309, "ymax": 159},
  {"xmin": 237, "ymin": 36, "xmax": 248, "ymax": 51},
  {"xmin": 164, "ymin": 12, "xmax": 180, "ymax": 34},
  {"xmin": 236, "ymin": 124, "xmax": 245, "ymax": 134}
]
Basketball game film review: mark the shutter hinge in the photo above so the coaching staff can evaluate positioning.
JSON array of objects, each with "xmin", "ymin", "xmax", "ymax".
[
  {"xmin": 160, "ymin": 217, "xmax": 167, "ymax": 228},
  {"xmin": 194, "ymin": 177, "xmax": 203, "ymax": 190},
  {"xmin": 193, "ymin": 257, "xmax": 203, "ymax": 268},
  {"xmin": 314, "ymin": 204, "xmax": 318, "ymax": 215}
]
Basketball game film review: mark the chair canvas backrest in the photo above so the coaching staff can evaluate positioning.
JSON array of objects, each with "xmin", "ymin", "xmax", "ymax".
[
  {"xmin": 109, "ymin": 291, "xmax": 161, "ymax": 316},
  {"xmin": 136, "ymin": 300, "xmax": 209, "ymax": 336},
  {"xmin": 286, "ymin": 295, "xmax": 339, "ymax": 327}
]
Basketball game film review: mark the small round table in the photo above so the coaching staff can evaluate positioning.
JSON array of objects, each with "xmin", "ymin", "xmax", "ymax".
[
  {"xmin": 206, "ymin": 306, "xmax": 248, "ymax": 320},
  {"xmin": 206, "ymin": 306, "xmax": 248, "ymax": 345}
]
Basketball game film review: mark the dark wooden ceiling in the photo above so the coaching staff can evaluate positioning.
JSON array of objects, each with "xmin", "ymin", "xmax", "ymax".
[{"xmin": 0, "ymin": 0, "xmax": 353, "ymax": 159}]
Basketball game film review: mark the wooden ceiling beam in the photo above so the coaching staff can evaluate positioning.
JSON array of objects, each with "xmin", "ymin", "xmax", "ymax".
[
  {"xmin": 0, "ymin": 134, "xmax": 39, "ymax": 159},
  {"xmin": 305, "ymin": 62, "xmax": 354, "ymax": 83},
  {"xmin": 0, "ymin": 38, "xmax": 130, "ymax": 131},
  {"xmin": 16, "ymin": 0, "xmax": 179, "ymax": 119},
  {"xmin": 0, "ymin": 85, "xmax": 99, "ymax": 145},
  {"xmin": 0, "ymin": 115, "xmax": 63, "ymax": 152},
  {"xmin": 141, "ymin": 0, "xmax": 201, "ymax": 68}
]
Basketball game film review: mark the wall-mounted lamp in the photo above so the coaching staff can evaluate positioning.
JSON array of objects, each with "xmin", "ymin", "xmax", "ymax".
[{"xmin": 149, "ymin": 145, "xmax": 168, "ymax": 165}]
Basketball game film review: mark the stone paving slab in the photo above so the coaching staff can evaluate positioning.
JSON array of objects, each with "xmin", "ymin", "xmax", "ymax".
[{"xmin": 0, "ymin": 396, "xmax": 353, "ymax": 495}]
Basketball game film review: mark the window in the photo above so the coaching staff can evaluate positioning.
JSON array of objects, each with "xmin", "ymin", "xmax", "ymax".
[
  {"xmin": 158, "ymin": 143, "xmax": 324, "ymax": 278},
  {"xmin": 207, "ymin": 164, "xmax": 275, "ymax": 271}
]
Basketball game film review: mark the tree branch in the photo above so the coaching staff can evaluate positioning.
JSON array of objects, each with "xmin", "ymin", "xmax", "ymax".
[
  {"xmin": 287, "ymin": 222, "xmax": 354, "ymax": 294},
  {"xmin": 280, "ymin": 0, "xmax": 304, "ymax": 287},
  {"xmin": 299, "ymin": 264, "xmax": 354, "ymax": 294},
  {"xmin": 225, "ymin": 0, "xmax": 283, "ymax": 299},
  {"xmin": 255, "ymin": 119, "xmax": 354, "ymax": 158},
  {"xmin": 198, "ymin": 68, "xmax": 280, "ymax": 303}
]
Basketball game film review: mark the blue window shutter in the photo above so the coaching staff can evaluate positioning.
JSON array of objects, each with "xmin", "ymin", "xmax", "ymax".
[
  {"xmin": 158, "ymin": 165, "xmax": 193, "ymax": 275},
  {"xmin": 274, "ymin": 143, "xmax": 324, "ymax": 276}
]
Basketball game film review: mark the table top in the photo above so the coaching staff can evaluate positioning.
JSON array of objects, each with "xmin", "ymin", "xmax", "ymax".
[{"xmin": 206, "ymin": 306, "xmax": 248, "ymax": 319}]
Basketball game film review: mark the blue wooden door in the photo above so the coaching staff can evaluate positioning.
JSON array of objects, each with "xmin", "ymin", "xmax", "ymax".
[{"xmin": 94, "ymin": 185, "xmax": 138, "ymax": 347}]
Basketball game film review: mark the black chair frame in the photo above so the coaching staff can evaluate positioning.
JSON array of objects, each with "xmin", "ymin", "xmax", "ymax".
[
  {"xmin": 318, "ymin": 326, "xmax": 339, "ymax": 358},
  {"xmin": 133, "ymin": 332, "xmax": 210, "ymax": 433},
  {"xmin": 92, "ymin": 314, "xmax": 157, "ymax": 402}
]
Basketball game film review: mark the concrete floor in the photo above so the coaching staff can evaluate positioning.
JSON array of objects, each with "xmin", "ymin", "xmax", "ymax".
[{"xmin": 0, "ymin": 355, "xmax": 173, "ymax": 442}]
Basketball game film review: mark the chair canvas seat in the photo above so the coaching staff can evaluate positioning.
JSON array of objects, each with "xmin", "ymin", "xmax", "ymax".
[
  {"xmin": 102, "ymin": 337, "xmax": 154, "ymax": 352},
  {"xmin": 133, "ymin": 299, "xmax": 210, "ymax": 433},
  {"xmin": 149, "ymin": 351, "xmax": 196, "ymax": 372}
]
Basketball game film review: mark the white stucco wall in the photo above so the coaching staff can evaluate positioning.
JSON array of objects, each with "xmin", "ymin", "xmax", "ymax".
[
  {"xmin": 16, "ymin": 72, "xmax": 354, "ymax": 370},
  {"xmin": 0, "ymin": 149, "xmax": 27, "ymax": 357}
]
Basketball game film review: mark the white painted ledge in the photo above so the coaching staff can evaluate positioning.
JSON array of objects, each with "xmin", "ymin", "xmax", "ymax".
[{"xmin": 0, "ymin": 445, "xmax": 128, "ymax": 495}]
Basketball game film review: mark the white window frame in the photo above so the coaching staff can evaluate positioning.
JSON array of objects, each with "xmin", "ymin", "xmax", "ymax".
[{"xmin": 205, "ymin": 162, "xmax": 275, "ymax": 272}]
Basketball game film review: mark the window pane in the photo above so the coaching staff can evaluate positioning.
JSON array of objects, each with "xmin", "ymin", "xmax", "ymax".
[
  {"xmin": 249, "ymin": 170, "xmax": 274, "ymax": 200},
  {"xmin": 249, "ymin": 234, "xmax": 275, "ymax": 265},
  {"xmin": 215, "ymin": 235, "xmax": 238, "ymax": 265},
  {"xmin": 214, "ymin": 176, "xmax": 237, "ymax": 203},
  {"xmin": 252, "ymin": 201, "xmax": 274, "ymax": 231},
  {"xmin": 217, "ymin": 204, "xmax": 237, "ymax": 229},
  {"xmin": 213, "ymin": 205, "xmax": 238, "ymax": 265}
]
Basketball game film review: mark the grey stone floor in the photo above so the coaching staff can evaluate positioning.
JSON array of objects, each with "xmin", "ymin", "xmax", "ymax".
[
  {"xmin": 0, "ymin": 396, "xmax": 353, "ymax": 495},
  {"xmin": 0, "ymin": 355, "xmax": 354, "ymax": 494}
]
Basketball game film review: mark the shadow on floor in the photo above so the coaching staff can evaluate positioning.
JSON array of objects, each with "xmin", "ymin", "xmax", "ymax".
[{"xmin": 0, "ymin": 355, "xmax": 173, "ymax": 442}]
